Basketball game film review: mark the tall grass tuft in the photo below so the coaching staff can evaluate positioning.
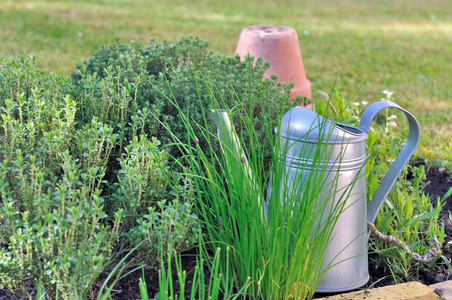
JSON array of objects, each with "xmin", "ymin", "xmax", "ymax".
[
  {"xmin": 154, "ymin": 67, "xmax": 362, "ymax": 299},
  {"xmin": 149, "ymin": 246, "xmax": 249, "ymax": 300}
]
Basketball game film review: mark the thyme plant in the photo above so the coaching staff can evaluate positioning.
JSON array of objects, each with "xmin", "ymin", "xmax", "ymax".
[
  {"xmin": 0, "ymin": 53, "xmax": 120, "ymax": 298},
  {"xmin": 70, "ymin": 36, "xmax": 305, "ymax": 162},
  {"xmin": 0, "ymin": 52, "xmax": 202, "ymax": 298}
]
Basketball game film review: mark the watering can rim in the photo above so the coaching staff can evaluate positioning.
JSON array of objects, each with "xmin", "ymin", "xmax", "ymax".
[{"xmin": 278, "ymin": 106, "xmax": 368, "ymax": 144}]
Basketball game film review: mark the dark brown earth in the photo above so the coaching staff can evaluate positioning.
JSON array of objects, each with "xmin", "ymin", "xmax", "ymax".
[
  {"xmin": 424, "ymin": 168, "xmax": 452, "ymax": 213},
  {"xmin": 1, "ymin": 168, "xmax": 451, "ymax": 300}
]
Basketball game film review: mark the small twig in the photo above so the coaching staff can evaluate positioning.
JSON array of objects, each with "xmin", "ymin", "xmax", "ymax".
[
  {"xmin": 367, "ymin": 221, "xmax": 441, "ymax": 263},
  {"xmin": 420, "ymin": 180, "xmax": 431, "ymax": 192}
]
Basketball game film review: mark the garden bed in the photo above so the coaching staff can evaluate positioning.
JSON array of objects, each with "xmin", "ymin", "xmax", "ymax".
[
  {"xmin": 0, "ymin": 168, "xmax": 448, "ymax": 300},
  {"xmin": 0, "ymin": 159, "xmax": 450, "ymax": 299},
  {"xmin": 112, "ymin": 169, "xmax": 452, "ymax": 299},
  {"xmin": 1, "ymin": 41, "xmax": 450, "ymax": 299},
  {"xmin": 72, "ymin": 168, "xmax": 450, "ymax": 300}
]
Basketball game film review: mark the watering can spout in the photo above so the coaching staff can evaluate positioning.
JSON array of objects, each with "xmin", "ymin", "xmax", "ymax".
[
  {"xmin": 212, "ymin": 109, "xmax": 267, "ymax": 218},
  {"xmin": 212, "ymin": 109, "xmax": 233, "ymax": 144},
  {"xmin": 212, "ymin": 109, "xmax": 245, "ymax": 160}
]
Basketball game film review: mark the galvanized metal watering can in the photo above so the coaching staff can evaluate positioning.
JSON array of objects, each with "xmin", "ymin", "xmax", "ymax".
[{"xmin": 213, "ymin": 100, "xmax": 420, "ymax": 293}]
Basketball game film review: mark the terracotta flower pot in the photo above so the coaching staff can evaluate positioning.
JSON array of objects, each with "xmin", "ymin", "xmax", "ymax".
[{"xmin": 235, "ymin": 25, "xmax": 312, "ymax": 109}]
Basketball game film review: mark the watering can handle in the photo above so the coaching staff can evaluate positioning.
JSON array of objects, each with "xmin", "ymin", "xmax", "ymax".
[{"xmin": 359, "ymin": 100, "xmax": 420, "ymax": 224}]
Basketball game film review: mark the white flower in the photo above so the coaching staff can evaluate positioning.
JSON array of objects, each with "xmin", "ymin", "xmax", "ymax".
[
  {"xmin": 388, "ymin": 158, "xmax": 395, "ymax": 163},
  {"xmin": 361, "ymin": 101, "xmax": 368, "ymax": 105},
  {"xmin": 352, "ymin": 116, "xmax": 359, "ymax": 120},
  {"xmin": 303, "ymin": 30, "xmax": 309, "ymax": 36},
  {"xmin": 353, "ymin": 102, "xmax": 360, "ymax": 106},
  {"xmin": 387, "ymin": 115, "xmax": 397, "ymax": 120},
  {"xmin": 382, "ymin": 90, "xmax": 394, "ymax": 96},
  {"xmin": 78, "ymin": 32, "xmax": 83, "ymax": 38}
]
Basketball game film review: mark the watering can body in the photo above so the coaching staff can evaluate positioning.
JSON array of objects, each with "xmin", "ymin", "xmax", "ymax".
[
  {"xmin": 213, "ymin": 100, "xmax": 420, "ymax": 293},
  {"xmin": 278, "ymin": 100, "xmax": 420, "ymax": 292}
]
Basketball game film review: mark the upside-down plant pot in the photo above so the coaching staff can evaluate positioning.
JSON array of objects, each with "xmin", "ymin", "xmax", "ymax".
[{"xmin": 235, "ymin": 25, "xmax": 312, "ymax": 109}]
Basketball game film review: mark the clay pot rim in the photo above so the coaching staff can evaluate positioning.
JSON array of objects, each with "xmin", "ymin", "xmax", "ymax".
[{"xmin": 241, "ymin": 25, "xmax": 297, "ymax": 40}]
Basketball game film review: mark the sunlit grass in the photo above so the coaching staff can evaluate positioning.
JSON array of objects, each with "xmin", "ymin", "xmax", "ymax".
[{"xmin": 1, "ymin": 0, "xmax": 451, "ymax": 165}]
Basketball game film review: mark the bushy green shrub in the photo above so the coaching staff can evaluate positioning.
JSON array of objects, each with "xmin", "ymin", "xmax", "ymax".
[
  {"xmin": 112, "ymin": 135, "xmax": 168, "ymax": 226},
  {"xmin": 0, "ymin": 53, "xmax": 201, "ymax": 297},
  {"xmin": 70, "ymin": 36, "xmax": 302, "ymax": 163},
  {"xmin": 0, "ymin": 53, "xmax": 120, "ymax": 298},
  {"xmin": 363, "ymin": 101, "xmax": 445, "ymax": 281},
  {"xmin": 111, "ymin": 134, "xmax": 201, "ymax": 264},
  {"xmin": 370, "ymin": 165, "xmax": 445, "ymax": 281},
  {"xmin": 127, "ymin": 198, "xmax": 201, "ymax": 264},
  {"xmin": 66, "ymin": 36, "xmax": 303, "ymax": 268}
]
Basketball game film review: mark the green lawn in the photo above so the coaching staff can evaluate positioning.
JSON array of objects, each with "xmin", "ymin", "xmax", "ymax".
[{"xmin": 1, "ymin": 0, "xmax": 451, "ymax": 166}]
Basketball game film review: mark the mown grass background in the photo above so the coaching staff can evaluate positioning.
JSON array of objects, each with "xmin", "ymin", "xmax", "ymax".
[{"xmin": 1, "ymin": 0, "xmax": 451, "ymax": 166}]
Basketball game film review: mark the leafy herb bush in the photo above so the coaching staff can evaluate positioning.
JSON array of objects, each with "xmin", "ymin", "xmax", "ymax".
[
  {"xmin": 109, "ymin": 133, "xmax": 201, "ymax": 265},
  {"xmin": 70, "ymin": 36, "xmax": 301, "ymax": 163},
  {"xmin": 370, "ymin": 165, "xmax": 445, "ymax": 281},
  {"xmin": 0, "ymin": 53, "xmax": 120, "ymax": 298},
  {"xmin": 0, "ymin": 53, "xmax": 202, "ymax": 297},
  {"xmin": 313, "ymin": 89, "xmax": 445, "ymax": 282},
  {"xmin": 364, "ymin": 106, "xmax": 445, "ymax": 281},
  {"xmin": 66, "ymin": 36, "xmax": 303, "ymax": 271}
]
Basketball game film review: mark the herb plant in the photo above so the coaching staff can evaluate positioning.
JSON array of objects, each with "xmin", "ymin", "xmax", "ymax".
[
  {"xmin": 0, "ymin": 53, "xmax": 120, "ymax": 298},
  {"xmin": 0, "ymin": 52, "xmax": 202, "ymax": 297},
  {"xmin": 70, "ymin": 36, "xmax": 301, "ymax": 162},
  {"xmin": 144, "ymin": 246, "xmax": 249, "ymax": 300},
  {"xmin": 156, "ymin": 69, "xmax": 361, "ymax": 299}
]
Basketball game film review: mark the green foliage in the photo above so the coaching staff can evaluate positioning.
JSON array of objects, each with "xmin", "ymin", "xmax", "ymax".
[
  {"xmin": 0, "ymin": 53, "xmax": 120, "ymax": 298},
  {"xmin": 152, "ymin": 247, "xmax": 247, "ymax": 300},
  {"xmin": 70, "ymin": 36, "xmax": 297, "ymax": 162},
  {"xmin": 140, "ymin": 245, "xmax": 249, "ymax": 300},
  {"xmin": 0, "ymin": 249, "xmax": 22, "ymax": 291},
  {"xmin": 112, "ymin": 135, "xmax": 169, "ymax": 228},
  {"xmin": 365, "ymin": 93, "xmax": 445, "ymax": 281},
  {"xmin": 30, "ymin": 244, "xmax": 143, "ymax": 300},
  {"xmin": 0, "ymin": 52, "xmax": 202, "ymax": 297},
  {"xmin": 371, "ymin": 165, "xmax": 445, "ymax": 281},
  {"xmin": 127, "ymin": 199, "xmax": 201, "ymax": 266}
]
